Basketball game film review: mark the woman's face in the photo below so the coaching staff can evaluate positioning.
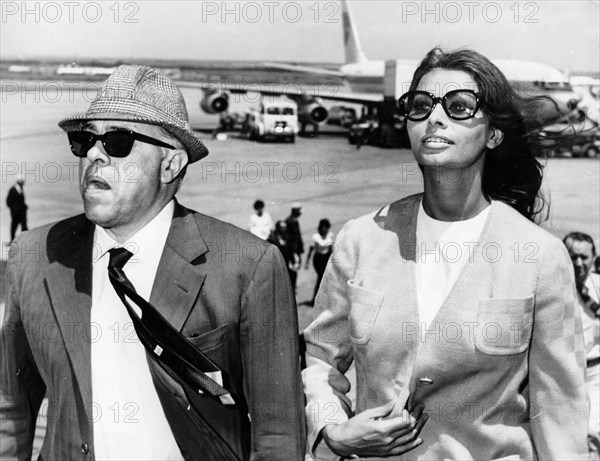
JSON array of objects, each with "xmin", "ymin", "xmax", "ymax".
[{"xmin": 407, "ymin": 69, "xmax": 499, "ymax": 171}]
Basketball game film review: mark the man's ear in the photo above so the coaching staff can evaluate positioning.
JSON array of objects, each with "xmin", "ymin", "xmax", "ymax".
[
  {"xmin": 161, "ymin": 149, "xmax": 189, "ymax": 183},
  {"xmin": 486, "ymin": 127, "xmax": 504, "ymax": 149}
]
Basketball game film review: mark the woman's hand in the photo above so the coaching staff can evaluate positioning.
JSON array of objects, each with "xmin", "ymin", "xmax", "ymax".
[{"xmin": 321, "ymin": 400, "xmax": 427, "ymax": 458}]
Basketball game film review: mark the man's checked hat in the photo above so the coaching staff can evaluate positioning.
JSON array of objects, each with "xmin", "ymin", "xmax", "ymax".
[{"xmin": 59, "ymin": 65, "xmax": 208, "ymax": 162}]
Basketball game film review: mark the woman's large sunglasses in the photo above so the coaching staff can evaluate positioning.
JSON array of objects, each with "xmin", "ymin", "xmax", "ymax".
[
  {"xmin": 398, "ymin": 89, "xmax": 482, "ymax": 121},
  {"xmin": 67, "ymin": 130, "xmax": 175, "ymax": 158}
]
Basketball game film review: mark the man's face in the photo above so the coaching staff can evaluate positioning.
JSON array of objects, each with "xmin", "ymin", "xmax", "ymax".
[
  {"xmin": 565, "ymin": 238, "xmax": 595, "ymax": 286},
  {"xmin": 78, "ymin": 120, "xmax": 173, "ymax": 239}
]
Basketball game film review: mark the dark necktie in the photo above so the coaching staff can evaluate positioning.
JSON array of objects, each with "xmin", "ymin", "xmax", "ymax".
[
  {"xmin": 579, "ymin": 284, "xmax": 600, "ymax": 317},
  {"xmin": 107, "ymin": 247, "xmax": 235, "ymax": 404}
]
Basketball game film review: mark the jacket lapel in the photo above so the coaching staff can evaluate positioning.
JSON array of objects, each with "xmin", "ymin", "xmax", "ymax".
[
  {"xmin": 44, "ymin": 216, "xmax": 95, "ymax": 419},
  {"xmin": 149, "ymin": 203, "xmax": 208, "ymax": 332}
]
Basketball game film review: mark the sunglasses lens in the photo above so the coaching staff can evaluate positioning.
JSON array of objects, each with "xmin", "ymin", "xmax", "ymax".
[
  {"xmin": 408, "ymin": 93, "xmax": 434, "ymax": 120},
  {"xmin": 445, "ymin": 91, "xmax": 478, "ymax": 119},
  {"xmin": 68, "ymin": 131, "xmax": 95, "ymax": 157},
  {"xmin": 103, "ymin": 131, "xmax": 135, "ymax": 158}
]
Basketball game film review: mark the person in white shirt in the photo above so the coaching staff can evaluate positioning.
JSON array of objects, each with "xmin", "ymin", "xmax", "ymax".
[
  {"xmin": 0, "ymin": 65, "xmax": 305, "ymax": 461},
  {"xmin": 304, "ymin": 219, "xmax": 335, "ymax": 306},
  {"xmin": 248, "ymin": 199, "xmax": 273, "ymax": 240},
  {"xmin": 564, "ymin": 231, "xmax": 600, "ymax": 458}
]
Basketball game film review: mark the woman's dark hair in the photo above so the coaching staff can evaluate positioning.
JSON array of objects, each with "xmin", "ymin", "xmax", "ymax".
[
  {"xmin": 408, "ymin": 47, "xmax": 553, "ymax": 221},
  {"xmin": 253, "ymin": 199, "xmax": 265, "ymax": 210}
]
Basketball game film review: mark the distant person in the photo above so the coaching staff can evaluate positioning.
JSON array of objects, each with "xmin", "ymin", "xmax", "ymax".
[
  {"xmin": 6, "ymin": 179, "xmax": 28, "ymax": 241},
  {"xmin": 285, "ymin": 203, "xmax": 304, "ymax": 293},
  {"xmin": 248, "ymin": 199, "xmax": 273, "ymax": 240},
  {"xmin": 564, "ymin": 231, "xmax": 600, "ymax": 458},
  {"xmin": 0, "ymin": 65, "xmax": 305, "ymax": 460},
  {"xmin": 269, "ymin": 220, "xmax": 298, "ymax": 289},
  {"xmin": 304, "ymin": 219, "xmax": 334, "ymax": 306}
]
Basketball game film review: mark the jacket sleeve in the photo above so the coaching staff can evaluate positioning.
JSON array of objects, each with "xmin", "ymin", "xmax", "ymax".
[
  {"xmin": 302, "ymin": 221, "xmax": 356, "ymax": 460},
  {"xmin": 240, "ymin": 244, "xmax": 306, "ymax": 460},
  {"xmin": 529, "ymin": 238, "xmax": 588, "ymax": 459},
  {"xmin": 0, "ymin": 238, "xmax": 46, "ymax": 460}
]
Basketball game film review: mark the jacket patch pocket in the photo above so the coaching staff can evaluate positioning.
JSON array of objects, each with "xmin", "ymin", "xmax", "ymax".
[
  {"xmin": 475, "ymin": 295, "xmax": 534, "ymax": 355},
  {"xmin": 347, "ymin": 280, "xmax": 384, "ymax": 345},
  {"xmin": 186, "ymin": 323, "xmax": 229, "ymax": 353}
]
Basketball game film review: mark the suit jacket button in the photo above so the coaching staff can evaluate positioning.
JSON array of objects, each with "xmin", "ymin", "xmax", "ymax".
[{"xmin": 81, "ymin": 443, "xmax": 89, "ymax": 454}]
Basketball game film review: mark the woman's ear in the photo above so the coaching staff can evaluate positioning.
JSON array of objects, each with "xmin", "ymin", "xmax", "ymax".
[{"xmin": 486, "ymin": 127, "xmax": 504, "ymax": 149}]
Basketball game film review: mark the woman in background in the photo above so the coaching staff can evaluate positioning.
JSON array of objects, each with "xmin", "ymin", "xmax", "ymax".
[
  {"xmin": 302, "ymin": 47, "xmax": 588, "ymax": 460},
  {"xmin": 305, "ymin": 219, "xmax": 335, "ymax": 306}
]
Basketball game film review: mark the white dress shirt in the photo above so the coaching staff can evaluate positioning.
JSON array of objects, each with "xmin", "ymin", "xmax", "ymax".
[
  {"xmin": 416, "ymin": 201, "xmax": 490, "ymax": 329},
  {"xmin": 91, "ymin": 200, "xmax": 183, "ymax": 460}
]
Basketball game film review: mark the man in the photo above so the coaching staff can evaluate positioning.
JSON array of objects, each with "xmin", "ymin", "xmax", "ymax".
[
  {"xmin": 285, "ymin": 203, "xmax": 304, "ymax": 293},
  {"xmin": 0, "ymin": 65, "xmax": 305, "ymax": 460},
  {"xmin": 564, "ymin": 231, "xmax": 600, "ymax": 458},
  {"xmin": 6, "ymin": 178, "xmax": 28, "ymax": 241},
  {"xmin": 248, "ymin": 199, "xmax": 273, "ymax": 240}
]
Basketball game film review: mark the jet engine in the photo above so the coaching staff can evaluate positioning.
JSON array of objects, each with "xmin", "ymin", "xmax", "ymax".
[
  {"xmin": 200, "ymin": 90, "xmax": 229, "ymax": 114},
  {"xmin": 298, "ymin": 98, "xmax": 329, "ymax": 126}
]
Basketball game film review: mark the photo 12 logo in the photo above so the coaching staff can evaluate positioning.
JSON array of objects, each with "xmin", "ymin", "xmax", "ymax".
[
  {"xmin": 200, "ymin": 1, "xmax": 341, "ymax": 24},
  {"xmin": 1, "ymin": 1, "xmax": 140, "ymax": 24},
  {"xmin": 401, "ymin": 1, "xmax": 540, "ymax": 24}
]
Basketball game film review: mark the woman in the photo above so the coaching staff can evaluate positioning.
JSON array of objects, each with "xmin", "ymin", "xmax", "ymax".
[
  {"xmin": 305, "ymin": 219, "xmax": 335, "ymax": 306},
  {"xmin": 303, "ymin": 48, "xmax": 588, "ymax": 460}
]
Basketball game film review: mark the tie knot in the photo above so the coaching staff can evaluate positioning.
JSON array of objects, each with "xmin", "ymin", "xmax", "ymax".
[{"xmin": 108, "ymin": 247, "xmax": 134, "ymax": 270}]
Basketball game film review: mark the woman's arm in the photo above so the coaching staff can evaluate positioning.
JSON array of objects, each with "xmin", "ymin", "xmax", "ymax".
[
  {"xmin": 303, "ymin": 221, "xmax": 425, "ymax": 460},
  {"xmin": 529, "ymin": 238, "xmax": 588, "ymax": 459}
]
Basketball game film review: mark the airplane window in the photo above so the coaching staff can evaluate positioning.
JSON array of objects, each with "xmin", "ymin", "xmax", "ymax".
[
  {"xmin": 267, "ymin": 107, "xmax": 280, "ymax": 115},
  {"xmin": 283, "ymin": 108, "xmax": 295, "ymax": 115}
]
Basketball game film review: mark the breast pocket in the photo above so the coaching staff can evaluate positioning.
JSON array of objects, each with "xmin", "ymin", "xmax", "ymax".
[
  {"xmin": 347, "ymin": 280, "xmax": 384, "ymax": 345},
  {"xmin": 475, "ymin": 295, "xmax": 534, "ymax": 355},
  {"xmin": 186, "ymin": 323, "xmax": 230, "ymax": 365}
]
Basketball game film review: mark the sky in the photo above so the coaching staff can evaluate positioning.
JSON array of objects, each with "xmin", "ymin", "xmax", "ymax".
[{"xmin": 1, "ymin": 0, "xmax": 599, "ymax": 73}]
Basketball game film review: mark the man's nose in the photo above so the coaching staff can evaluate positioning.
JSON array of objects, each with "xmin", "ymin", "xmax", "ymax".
[{"xmin": 86, "ymin": 141, "xmax": 111, "ymax": 165}]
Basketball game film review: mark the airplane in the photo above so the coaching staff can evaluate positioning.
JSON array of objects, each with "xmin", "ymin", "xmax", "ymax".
[{"xmin": 182, "ymin": 0, "xmax": 581, "ymax": 131}]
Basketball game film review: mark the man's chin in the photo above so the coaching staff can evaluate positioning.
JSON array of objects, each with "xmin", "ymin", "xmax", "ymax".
[{"xmin": 83, "ymin": 204, "xmax": 117, "ymax": 229}]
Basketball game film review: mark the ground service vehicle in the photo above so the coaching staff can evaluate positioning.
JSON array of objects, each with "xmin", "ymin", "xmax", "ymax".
[{"xmin": 244, "ymin": 100, "xmax": 298, "ymax": 143}]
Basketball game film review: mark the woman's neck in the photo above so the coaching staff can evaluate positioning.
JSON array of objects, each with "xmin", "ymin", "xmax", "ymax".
[{"xmin": 422, "ymin": 164, "xmax": 489, "ymax": 221}]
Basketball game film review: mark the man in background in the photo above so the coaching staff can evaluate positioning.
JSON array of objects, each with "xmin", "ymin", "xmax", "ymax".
[
  {"xmin": 285, "ymin": 203, "xmax": 304, "ymax": 293},
  {"xmin": 564, "ymin": 231, "xmax": 600, "ymax": 458},
  {"xmin": 6, "ymin": 178, "xmax": 28, "ymax": 241}
]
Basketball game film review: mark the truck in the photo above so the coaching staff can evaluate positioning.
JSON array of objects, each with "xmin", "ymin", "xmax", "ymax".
[{"xmin": 243, "ymin": 99, "xmax": 299, "ymax": 143}]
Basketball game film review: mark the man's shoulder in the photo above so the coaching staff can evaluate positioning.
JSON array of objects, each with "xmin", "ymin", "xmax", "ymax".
[
  {"xmin": 13, "ymin": 214, "xmax": 88, "ymax": 245},
  {"xmin": 181, "ymin": 206, "xmax": 270, "ymax": 248}
]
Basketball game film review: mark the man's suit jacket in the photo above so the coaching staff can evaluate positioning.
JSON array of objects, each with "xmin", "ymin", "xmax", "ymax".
[
  {"xmin": 303, "ymin": 194, "xmax": 588, "ymax": 460},
  {"xmin": 1, "ymin": 202, "xmax": 306, "ymax": 461}
]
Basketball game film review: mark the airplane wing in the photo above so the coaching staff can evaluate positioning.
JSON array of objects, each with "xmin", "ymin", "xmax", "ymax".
[
  {"xmin": 262, "ymin": 62, "xmax": 345, "ymax": 78},
  {"xmin": 176, "ymin": 80, "xmax": 384, "ymax": 127}
]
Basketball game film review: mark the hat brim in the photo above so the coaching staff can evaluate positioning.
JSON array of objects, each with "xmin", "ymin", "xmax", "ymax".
[{"xmin": 58, "ymin": 112, "xmax": 208, "ymax": 163}]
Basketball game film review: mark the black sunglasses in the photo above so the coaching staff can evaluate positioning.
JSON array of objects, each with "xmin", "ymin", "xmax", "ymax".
[
  {"xmin": 67, "ymin": 130, "xmax": 176, "ymax": 158},
  {"xmin": 398, "ymin": 89, "xmax": 482, "ymax": 121}
]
